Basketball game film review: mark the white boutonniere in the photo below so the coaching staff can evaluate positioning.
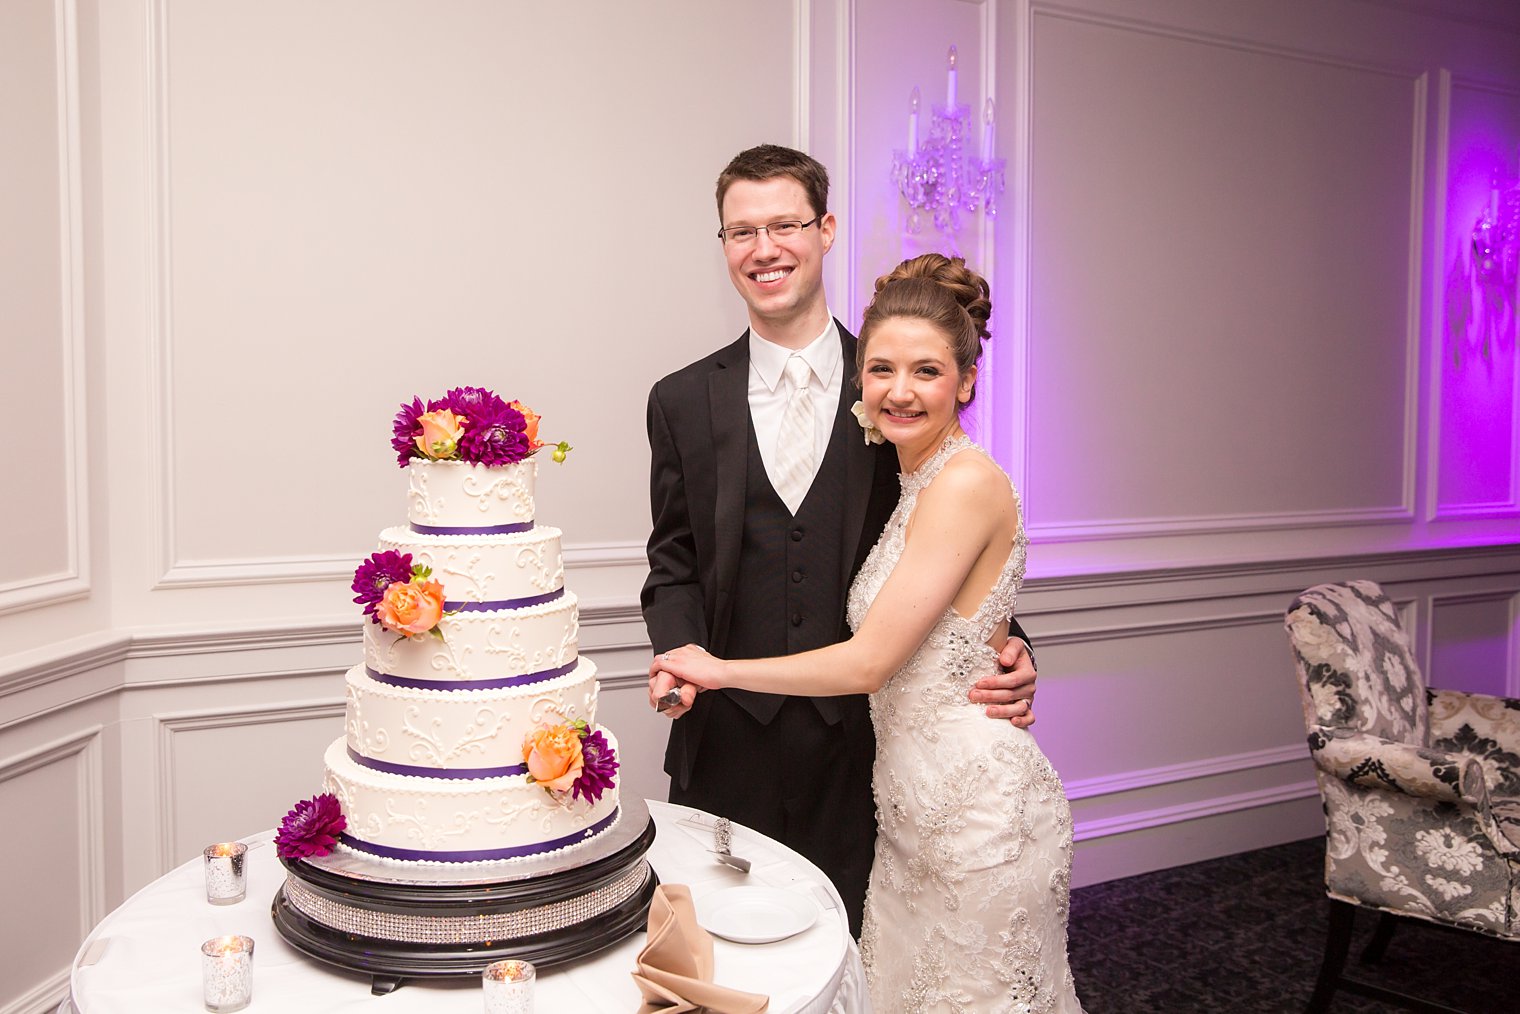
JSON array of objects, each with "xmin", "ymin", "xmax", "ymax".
[{"xmin": 851, "ymin": 401, "xmax": 885, "ymax": 445}]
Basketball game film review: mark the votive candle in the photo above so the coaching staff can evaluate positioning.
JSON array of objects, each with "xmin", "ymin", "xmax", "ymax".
[
  {"xmin": 203, "ymin": 842, "xmax": 248, "ymax": 904},
  {"xmin": 201, "ymin": 935, "xmax": 254, "ymax": 1013},
  {"xmin": 482, "ymin": 958, "xmax": 535, "ymax": 1014}
]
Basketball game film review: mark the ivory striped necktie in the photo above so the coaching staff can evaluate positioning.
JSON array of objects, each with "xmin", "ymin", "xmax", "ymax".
[{"xmin": 774, "ymin": 355, "xmax": 816, "ymax": 513}]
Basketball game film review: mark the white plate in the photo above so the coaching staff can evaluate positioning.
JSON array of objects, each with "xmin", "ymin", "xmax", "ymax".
[{"xmin": 695, "ymin": 886, "xmax": 819, "ymax": 944}]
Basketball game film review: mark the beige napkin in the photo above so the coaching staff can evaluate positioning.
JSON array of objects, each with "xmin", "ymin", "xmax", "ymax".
[{"xmin": 632, "ymin": 884, "xmax": 769, "ymax": 1014}]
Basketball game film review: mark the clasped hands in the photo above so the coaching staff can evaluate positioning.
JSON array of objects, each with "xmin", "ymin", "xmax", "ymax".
[{"xmin": 647, "ymin": 639, "xmax": 1039, "ymax": 725}]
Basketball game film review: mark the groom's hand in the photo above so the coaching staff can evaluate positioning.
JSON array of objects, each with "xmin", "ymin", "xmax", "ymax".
[
  {"xmin": 970, "ymin": 638, "xmax": 1037, "ymax": 727},
  {"xmin": 648, "ymin": 660, "xmax": 698, "ymax": 719}
]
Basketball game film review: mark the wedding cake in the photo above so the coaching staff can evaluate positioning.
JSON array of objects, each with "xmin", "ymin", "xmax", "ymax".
[{"xmin": 272, "ymin": 388, "xmax": 655, "ymax": 989}]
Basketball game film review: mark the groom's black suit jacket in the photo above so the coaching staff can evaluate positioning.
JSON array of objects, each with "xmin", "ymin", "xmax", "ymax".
[{"xmin": 642, "ymin": 324, "xmax": 898, "ymax": 784}]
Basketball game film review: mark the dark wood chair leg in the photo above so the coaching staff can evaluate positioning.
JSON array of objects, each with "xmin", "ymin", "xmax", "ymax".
[
  {"xmin": 1307, "ymin": 898, "xmax": 1356, "ymax": 1014},
  {"xmin": 1360, "ymin": 912, "xmax": 1397, "ymax": 965}
]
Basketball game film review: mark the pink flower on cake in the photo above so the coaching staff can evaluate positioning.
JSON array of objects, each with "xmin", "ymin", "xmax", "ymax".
[
  {"xmin": 414, "ymin": 409, "xmax": 468, "ymax": 460},
  {"xmin": 523, "ymin": 724, "xmax": 585, "ymax": 793},
  {"xmin": 275, "ymin": 793, "xmax": 347, "ymax": 859},
  {"xmin": 376, "ymin": 578, "xmax": 446, "ymax": 637}
]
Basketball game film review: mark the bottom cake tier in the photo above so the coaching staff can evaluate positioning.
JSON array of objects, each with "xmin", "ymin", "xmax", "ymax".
[
  {"xmin": 271, "ymin": 796, "xmax": 657, "ymax": 993},
  {"xmin": 322, "ymin": 729, "xmax": 621, "ymax": 863}
]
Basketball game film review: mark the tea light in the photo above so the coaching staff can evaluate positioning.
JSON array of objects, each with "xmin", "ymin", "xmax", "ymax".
[
  {"xmin": 200, "ymin": 935, "xmax": 254, "ymax": 1012},
  {"xmin": 482, "ymin": 958, "xmax": 535, "ymax": 1014},
  {"xmin": 203, "ymin": 842, "xmax": 248, "ymax": 904}
]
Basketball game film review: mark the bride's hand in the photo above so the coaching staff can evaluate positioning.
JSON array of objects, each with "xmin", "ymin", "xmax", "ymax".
[
  {"xmin": 653, "ymin": 644, "xmax": 728, "ymax": 692},
  {"xmin": 647, "ymin": 645, "xmax": 722, "ymax": 719}
]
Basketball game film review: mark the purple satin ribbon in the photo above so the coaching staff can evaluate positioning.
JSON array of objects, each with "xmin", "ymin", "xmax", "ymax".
[
  {"xmin": 339, "ymin": 807, "xmax": 619, "ymax": 862},
  {"xmin": 409, "ymin": 520, "xmax": 533, "ymax": 535},
  {"xmin": 365, "ymin": 660, "xmax": 578, "ymax": 690},
  {"xmin": 443, "ymin": 587, "xmax": 564, "ymax": 612},
  {"xmin": 347, "ymin": 746, "xmax": 527, "ymax": 779}
]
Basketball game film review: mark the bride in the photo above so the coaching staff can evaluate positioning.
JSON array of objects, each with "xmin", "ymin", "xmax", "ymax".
[{"xmin": 652, "ymin": 253, "xmax": 1083, "ymax": 1012}]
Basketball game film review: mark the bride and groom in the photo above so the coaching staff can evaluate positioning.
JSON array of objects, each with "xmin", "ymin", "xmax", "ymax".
[{"xmin": 642, "ymin": 144, "xmax": 1082, "ymax": 1012}]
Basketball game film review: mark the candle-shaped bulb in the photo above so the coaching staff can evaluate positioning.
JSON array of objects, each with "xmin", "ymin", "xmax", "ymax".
[
  {"xmin": 908, "ymin": 87, "xmax": 921, "ymax": 157},
  {"xmin": 981, "ymin": 98, "xmax": 996, "ymax": 161},
  {"xmin": 946, "ymin": 45, "xmax": 959, "ymax": 108}
]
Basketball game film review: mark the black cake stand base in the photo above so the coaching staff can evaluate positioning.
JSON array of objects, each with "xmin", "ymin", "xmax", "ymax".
[{"xmin": 271, "ymin": 799, "xmax": 658, "ymax": 994}]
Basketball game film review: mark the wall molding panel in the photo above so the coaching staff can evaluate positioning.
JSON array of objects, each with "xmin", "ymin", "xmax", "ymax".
[
  {"xmin": 1019, "ymin": 1, "xmax": 1427, "ymax": 542},
  {"xmin": 0, "ymin": 725, "xmax": 105, "ymax": 1014},
  {"xmin": 1064, "ymin": 743, "xmax": 1309, "ymax": 803},
  {"xmin": 1427, "ymin": 70, "xmax": 1520, "ymax": 522},
  {"xmin": 153, "ymin": 699, "xmax": 343, "ymax": 870},
  {"xmin": 0, "ymin": 0, "xmax": 90, "ymax": 618},
  {"xmin": 1074, "ymin": 779, "xmax": 1319, "ymax": 843},
  {"xmin": 0, "ymin": 968, "xmax": 71, "ymax": 1014}
]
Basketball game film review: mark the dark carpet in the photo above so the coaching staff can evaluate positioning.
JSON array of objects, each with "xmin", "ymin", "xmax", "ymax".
[{"xmin": 1066, "ymin": 837, "xmax": 1518, "ymax": 1014}]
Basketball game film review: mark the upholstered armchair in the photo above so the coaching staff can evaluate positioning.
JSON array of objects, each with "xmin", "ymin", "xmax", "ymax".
[{"xmin": 1284, "ymin": 580, "xmax": 1520, "ymax": 1012}]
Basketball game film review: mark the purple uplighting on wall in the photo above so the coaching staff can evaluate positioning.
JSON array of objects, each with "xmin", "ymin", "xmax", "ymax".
[{"xmin": 1438, "ymin": 96, "xmax": 1520, "ymax": 516}]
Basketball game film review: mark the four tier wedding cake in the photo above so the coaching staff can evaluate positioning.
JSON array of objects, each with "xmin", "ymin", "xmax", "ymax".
[{"xmin": 272, "ymin": 389, "xmax": 654, "ymax": 986}]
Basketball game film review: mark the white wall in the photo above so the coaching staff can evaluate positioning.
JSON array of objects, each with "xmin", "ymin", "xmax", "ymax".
[{"xmin": 3, "ymin": 1, "xmax": 1520, "ymax": 1011}]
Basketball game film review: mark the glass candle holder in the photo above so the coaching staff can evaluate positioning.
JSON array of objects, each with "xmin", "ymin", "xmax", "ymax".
[
  {"xmin": 200, "ymin": 935, "xmax": 254, "ymax": 1013},
  {"xmin": 482, "ymin": 958, "xmax": 535, "ymax": 1014},
  {"xmin": 203, "ymin": 842, "xmax": 248, "ymax": 904}
]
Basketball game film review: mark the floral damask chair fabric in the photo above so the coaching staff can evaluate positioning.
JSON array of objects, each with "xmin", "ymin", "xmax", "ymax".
[{"xmin": 1285, "ymin": 580, "xmax": 1519, "ymax": 1010}]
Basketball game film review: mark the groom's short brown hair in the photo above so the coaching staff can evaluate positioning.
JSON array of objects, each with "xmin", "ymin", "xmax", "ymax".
[{"xmin": 715, "ymin": 145, "xmax": 830, "ymax": 222}]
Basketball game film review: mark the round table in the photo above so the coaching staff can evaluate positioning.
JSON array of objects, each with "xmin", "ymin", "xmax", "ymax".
[{"xmin": 66, "ymin": 801, "xmax": 869, "ymax": 1013}]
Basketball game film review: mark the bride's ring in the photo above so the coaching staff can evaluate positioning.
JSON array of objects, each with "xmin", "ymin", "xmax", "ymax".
[{"xmin": 660, "ymin": 653, "xmax": 671, "ymax": 662}]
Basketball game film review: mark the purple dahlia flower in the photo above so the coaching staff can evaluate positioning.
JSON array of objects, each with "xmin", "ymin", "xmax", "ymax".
[
  {"xmin": 391, "ymin": 397, "xmax": 427, "ymax": 467},
  {"xmin": 571, "ymin": 728, "xmax": 618, "ymax": 805},
  {"xmin": 351, "ymin": 550, "xmax": 414, "ymax": 618},
  {"xmin": 275, "ymin": 793, "xmax": 347, "ymax": 859},
  {"xmin": 442, "ymin": 385, "xmax": 509, "ymax": 420},
  {"xmin": 459, "ymin": 403, "xmax": 530, "ymax": 465}
]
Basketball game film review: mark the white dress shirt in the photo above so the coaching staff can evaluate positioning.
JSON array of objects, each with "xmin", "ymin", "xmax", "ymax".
[{"xmin": 749, "ymin": 319, "xmax": 842, "ymax": 508}]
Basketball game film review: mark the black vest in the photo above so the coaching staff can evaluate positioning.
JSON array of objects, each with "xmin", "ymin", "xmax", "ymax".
[{"xmin": 723, "ymin": 399, "xmax": 854, "ymax": 725}]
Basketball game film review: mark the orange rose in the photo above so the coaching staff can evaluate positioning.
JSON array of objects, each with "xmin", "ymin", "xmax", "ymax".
[
  {"xmin": 522, "ymin": 725, "xmax": 584, "ymax": 792},
  {"xmin": 415, "ymin": 409, "xmax": 467, "ymax": 460},
  {"xmin": 509, "ymin": 400, "xmax": 543, "ymax": 450},
  {"xmin": 376, "ymin": 579, "xmax": 445, "ymax": 636}
]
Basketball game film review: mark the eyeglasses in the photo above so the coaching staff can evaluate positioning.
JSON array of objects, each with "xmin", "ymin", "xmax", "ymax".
[{"xmin": 717, "ymin": 216, "xmax": 821, "ymax": 246}]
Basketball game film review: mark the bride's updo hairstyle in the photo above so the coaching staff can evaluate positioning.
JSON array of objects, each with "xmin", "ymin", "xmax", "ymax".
[{"xmin": 857, "ymin": 253, "xmax": 992, "ymax": 406}]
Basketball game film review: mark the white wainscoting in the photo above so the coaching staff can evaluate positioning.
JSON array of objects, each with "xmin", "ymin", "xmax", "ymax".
[{"xmin": 0, "ymin": 724, "xmax": 105, "ymax": 1014}]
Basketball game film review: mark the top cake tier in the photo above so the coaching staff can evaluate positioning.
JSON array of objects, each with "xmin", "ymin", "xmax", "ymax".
[{"xmin": 406, "ymin": 459, "xmax": 536, "ymax": 534}]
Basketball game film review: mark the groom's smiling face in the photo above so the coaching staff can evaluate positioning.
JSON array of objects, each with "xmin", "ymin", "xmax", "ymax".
[{"xmin": 719, "ymin": 176, "xmax": 835, "ymax": 336}]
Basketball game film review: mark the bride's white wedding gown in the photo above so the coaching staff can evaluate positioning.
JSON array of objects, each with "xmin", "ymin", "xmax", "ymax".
[{"xmin": 849, "ymin": 434, "xmax": 1083, "ymax": 1013}]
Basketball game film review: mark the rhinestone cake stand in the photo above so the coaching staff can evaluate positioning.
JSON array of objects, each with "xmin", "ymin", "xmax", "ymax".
[{"xmin": 271, "ymin": 797, "xmax": 658, "ymax": 994}]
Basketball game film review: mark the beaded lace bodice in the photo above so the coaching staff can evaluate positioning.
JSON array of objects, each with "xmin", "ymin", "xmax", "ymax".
[
  {"xmin": 846, "ymin": 432, "xmax": 1027, "ymax": 689},
  {"xmin": 848, "ymin": 433, "xmax": 1082, "ymax": 1013}
]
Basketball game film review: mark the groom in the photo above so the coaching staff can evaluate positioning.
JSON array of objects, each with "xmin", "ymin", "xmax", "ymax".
[{"xmin": 642, "ymin": 145, "xmax": 1037, "ymax": 935}]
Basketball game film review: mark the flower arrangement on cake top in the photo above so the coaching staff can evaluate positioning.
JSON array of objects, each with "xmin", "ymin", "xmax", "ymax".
[
  {"xmin": 390, "ymin": 386, "xmax": 571, "ymax": 468},
  {"xmin": 523, "ymin": 719, "xmax": 619, "ymax": 805},
  {"xmin": 351, "ymin": 549, "xmax": 447, "ymax": 638}
]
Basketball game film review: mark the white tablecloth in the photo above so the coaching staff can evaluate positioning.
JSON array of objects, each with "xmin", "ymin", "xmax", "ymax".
[{"xmin": 67, "ymin": 800, "xmax": 869, "ymax": 1013}]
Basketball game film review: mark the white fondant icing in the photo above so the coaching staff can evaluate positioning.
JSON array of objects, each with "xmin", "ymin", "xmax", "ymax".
[
  {"xmin": 362, "ymin": 592, "xmax": 579, "ymax": 682},
  {"xmin": 343, "ymin": 661, "xmax": 600, "ymax": 771},
  {"xmin": 376, "ymin": 526, "xmax": 564, "ymax": 604},
  {"xmin": 321, "ymin": 733, "xmax": 619, "ymax": 858},
  {"xmin": 407, "ymin": 459, "xmax": 535, "ymax": 529}
]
